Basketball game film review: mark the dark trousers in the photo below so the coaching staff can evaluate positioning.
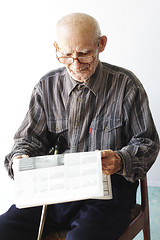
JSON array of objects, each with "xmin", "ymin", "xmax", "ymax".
[{"xmin": 0, "ymin": 175, "xmax": 138, "ymax": 240}]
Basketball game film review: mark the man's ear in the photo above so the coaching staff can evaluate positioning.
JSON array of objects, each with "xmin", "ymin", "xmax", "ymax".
[
  {"xmin": 98, "ymin": 35, "xmax": 107, "ymax": 53},
  {"xmin": 53, "ymin": 41, "xmax": 58, "ymax": 49}
]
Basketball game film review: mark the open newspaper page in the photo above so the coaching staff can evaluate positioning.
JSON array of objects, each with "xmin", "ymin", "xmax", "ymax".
[{"xmin": 14, "ymin": 151, "xmax": 112, "ymax": 208}]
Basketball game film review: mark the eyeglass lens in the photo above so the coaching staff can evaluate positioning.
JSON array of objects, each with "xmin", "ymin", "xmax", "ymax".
[{"xmin": 58, "ymin": 56, "xmax": 94, "ymax": 64}]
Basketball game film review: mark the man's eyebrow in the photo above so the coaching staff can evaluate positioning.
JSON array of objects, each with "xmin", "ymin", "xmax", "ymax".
[
  {"xmin": 79, "ymin": 49, "xmax": 91, "ymax": 53},
  {"xmin": 59, "ymin": 49, "xmax": 92, "ymax": 56},
  {"xmin": 58, "ymin": 48, "xmax": 71, "ymax": 55},
  {"xmin": 59, "ymin": 51, "xmax": 71, "ymax": 56}
]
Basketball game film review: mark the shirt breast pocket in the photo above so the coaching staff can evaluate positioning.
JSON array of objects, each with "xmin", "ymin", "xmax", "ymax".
[
  {"xmin": 90, "ymin": 116, "xmax": 123, "ymax": 150},
  {"xmin": 47, "ymin": 118, "xmax": 68, "ymax": 134}
]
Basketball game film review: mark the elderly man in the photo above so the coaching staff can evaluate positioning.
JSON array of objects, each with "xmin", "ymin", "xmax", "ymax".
[{"xmin": 0, "ymin": 13, "xmax": 159, "ymax": 240}]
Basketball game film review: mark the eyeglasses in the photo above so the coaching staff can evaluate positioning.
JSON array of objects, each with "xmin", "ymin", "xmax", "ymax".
[
  {"xmin": 56, "ymin": 47, "xmax": 99, "ymax": 65},
  {"xmin": 57, "ymin": 55, "xmax": 96, "ymax": 64}
]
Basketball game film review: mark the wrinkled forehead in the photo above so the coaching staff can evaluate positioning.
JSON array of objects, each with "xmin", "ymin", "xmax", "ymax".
[{"xmin": 56, "ymin": 24, "xmax": 98, "ymax": 53}]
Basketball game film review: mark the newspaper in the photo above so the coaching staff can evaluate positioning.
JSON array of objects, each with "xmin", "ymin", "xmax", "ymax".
[{"xmin": 14, "ymin": 151, "xmax": 112, "ymax": 208}]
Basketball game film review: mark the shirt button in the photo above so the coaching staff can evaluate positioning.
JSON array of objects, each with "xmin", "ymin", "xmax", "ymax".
[
  {"xmin": 55, "ymin": 126, "xmax": 59, "ymax": 131},
  {"xmin": 77, "ymin": 97, "xmax": 82, "ymax": 102},
  {"xmin": 77, "ymin": 84, "xmax": 85, "ymax": 90},
  {"xmin": 77, "ymin": 85, "xmax": 81, "ymax": 91},
  {"xmin": 76, "ymin": 121, "xmax": 80, "ymax": 127}
]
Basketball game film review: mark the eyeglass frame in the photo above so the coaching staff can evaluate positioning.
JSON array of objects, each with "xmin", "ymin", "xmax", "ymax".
[{"xmin": 55, "ymin": 40, "xmax": 100, "ymax": 65}]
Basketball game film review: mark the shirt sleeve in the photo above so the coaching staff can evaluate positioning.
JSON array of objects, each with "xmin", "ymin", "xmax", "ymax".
[
  {"xmin": 4, "ymin": 83, "xmax": 54, "ymax": 178},
  {"xmin": 116, "ymin": 81, "xmax": 160, "ymax": 182}
]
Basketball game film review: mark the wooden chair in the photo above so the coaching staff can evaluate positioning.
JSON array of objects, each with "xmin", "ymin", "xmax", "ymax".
[
  {"xmin": 44, "ymin": 176, "xmax": 150, "ymax": 240},
  {"xmin": 119, "ymin": 176, "xmax": 150, "ymax": 240}
]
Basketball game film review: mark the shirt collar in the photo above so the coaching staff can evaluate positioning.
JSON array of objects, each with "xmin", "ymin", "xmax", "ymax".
[
  {"xmin": 65, "ymin": 61, "xmax": 103, "ymax": 96},
  {"xmin": 64, "ymin": 70, "xmax": 79, "ymax": 95},
  {"xmin": 84, "ymin": 61, "xmax": 103, "ymax": 96}
]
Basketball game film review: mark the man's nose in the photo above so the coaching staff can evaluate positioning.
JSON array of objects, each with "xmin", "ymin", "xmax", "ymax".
[{"xmin": 71, "ymin": 58, "xmax": 82, "ymax": 69}]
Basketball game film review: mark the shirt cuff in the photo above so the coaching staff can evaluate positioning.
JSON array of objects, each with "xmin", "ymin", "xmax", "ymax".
[{"xmin": 115, "ymin": 149, "xmax": 134, "ymax": 182}]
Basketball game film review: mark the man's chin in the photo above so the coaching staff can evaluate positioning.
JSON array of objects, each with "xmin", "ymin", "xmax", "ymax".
[{"xmin": 68, "ymin": 70, "xmax": 92, "ymax": 82}]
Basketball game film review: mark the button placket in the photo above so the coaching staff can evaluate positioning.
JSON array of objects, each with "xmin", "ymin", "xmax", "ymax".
[
  {"xmin": 69, "ymin": 86, "xmax": 88, "ymax": 152},
  {"xmin": 75, "ymin": 91, "xmax": 83, "ymax": 128}
]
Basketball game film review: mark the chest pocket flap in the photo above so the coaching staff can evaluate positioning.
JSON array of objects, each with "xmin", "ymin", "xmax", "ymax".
[
  {"xmin": 91, "ymin": 117, "xmax": 122, "ymax": 132},
  {"xmin": 47, "ymin": 119, "xmax": 68, "ymax": 133}
]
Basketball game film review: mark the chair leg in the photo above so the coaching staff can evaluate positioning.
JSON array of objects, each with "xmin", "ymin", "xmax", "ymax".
[{"xmin": 143, "ymin": 226, "xmax": 151, "ymax": 240}]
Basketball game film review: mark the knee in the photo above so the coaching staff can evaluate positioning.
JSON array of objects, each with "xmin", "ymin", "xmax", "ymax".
[
  {"xmin": 66, "ymin": 227, "xmax": 97, "ymax": 240},
  {"xmin": 0, "ymin": 211, "xmax": 11, "ymax": 239}
]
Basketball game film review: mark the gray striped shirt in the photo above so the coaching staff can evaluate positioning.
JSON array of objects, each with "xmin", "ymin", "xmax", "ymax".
[{"xmin": 5, "ymin": 61, "xmax": 160, "ymax": 181}]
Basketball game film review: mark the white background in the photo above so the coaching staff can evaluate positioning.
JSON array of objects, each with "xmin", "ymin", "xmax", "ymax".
[{"xmin": 0, "ymin": 0, "xmax": 160, "ymax": 214}]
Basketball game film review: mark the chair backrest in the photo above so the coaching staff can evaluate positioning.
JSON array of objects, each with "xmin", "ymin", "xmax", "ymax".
[{"xmin": 118, "ymin": 176, "xmax": 151, "ymax": 240}]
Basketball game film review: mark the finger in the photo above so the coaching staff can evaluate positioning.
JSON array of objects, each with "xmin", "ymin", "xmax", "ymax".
[
  {"xmin": 101, "ymin": 152, "xmax": 122, "ymax": 175},
  {"xmin": 102, "ymin": 167, "xmax": 113, "ymax": 175},
  {"xmin": 13, "ymin": 154, "xmax": 29, "ymax": 160},
  {"xmin": 101, "ymin": 149, "xmax": 113, "ymax": 158}
]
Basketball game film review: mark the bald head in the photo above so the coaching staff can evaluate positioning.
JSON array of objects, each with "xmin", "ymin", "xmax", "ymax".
[{"xmin": 56, "ymin": 13, "xmax": 102, "ymax": 45}]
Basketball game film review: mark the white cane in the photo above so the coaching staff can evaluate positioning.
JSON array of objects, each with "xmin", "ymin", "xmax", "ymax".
[{"xmin": 37, "ymin": 204, "xmax": 48, "ymax": 240}]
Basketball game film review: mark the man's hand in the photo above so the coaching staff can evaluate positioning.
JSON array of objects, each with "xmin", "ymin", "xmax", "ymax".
[
  {"xmin": 101, "ymin": 150, "xmax": 122, "ymax": 175},
  {"xmin": 12, "ymin": 155, "xmax": 29, "ymax": 175}
]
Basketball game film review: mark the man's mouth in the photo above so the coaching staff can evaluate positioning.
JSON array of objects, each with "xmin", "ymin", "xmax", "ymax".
[{"xmin": 70, "ymin": 65, "xmax": 89, "ymax": 73}]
